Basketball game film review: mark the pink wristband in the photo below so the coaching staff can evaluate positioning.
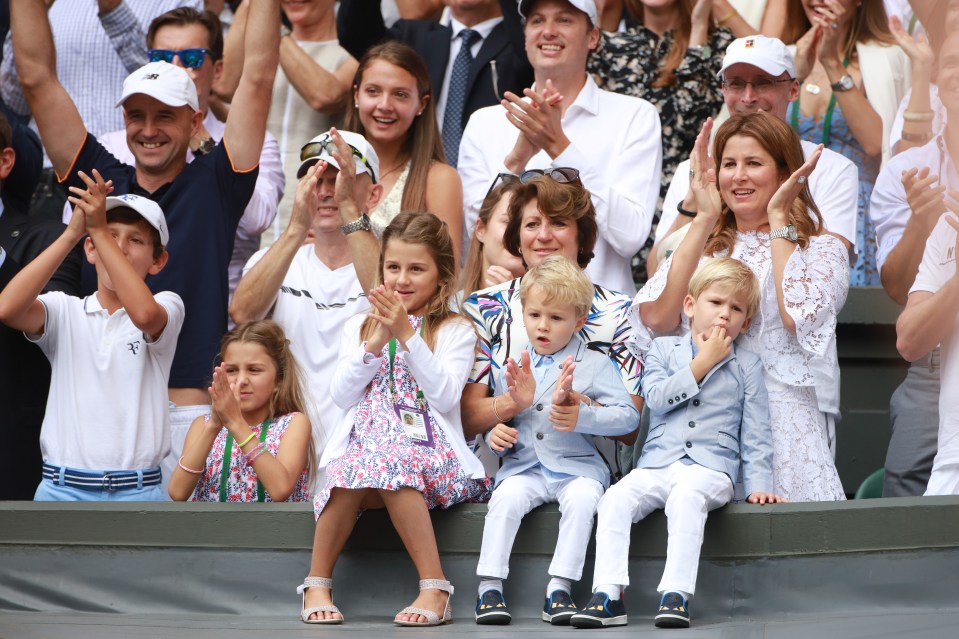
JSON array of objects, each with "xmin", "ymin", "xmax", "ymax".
[
  {"xmin": 177, "ymin": 456, "xmax": 203, "ymax": 475},
  {"xmin": 242, "ymin": 442, "xmax": 267, "ymax": 466},
  {"xmin": 247, "ymin": 446, "xmax": 269, "ymax": 465}
]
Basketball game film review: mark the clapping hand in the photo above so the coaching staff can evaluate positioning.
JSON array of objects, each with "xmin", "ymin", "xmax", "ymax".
[
  {"xmin": 367, "ymin": 284, "xmax": 414, "ymax": 347},
  {"xmin": 902, "ymin": 167, "xmax": 947, "ymax": 230},
  {"xmin": 505, "ymin": 351, "xmax": 535, "ymax": 411},
  {"xmin": 66, "ymin": 169, "xmax": 114, "ymax": 236},
  {"xmin": 688, "ymin": 118, "xmax": 721, "ymax": 223},
  {"xmin": 767, "ymin": 143, "xmax": 823, "ymax": 228},
  {"xmin": 208, "ymin": 362, "xmax": 243, "ymax": 432},
  {"xmin": 550, "ymin": 356, "xmax": 579, "ymax": 432}
]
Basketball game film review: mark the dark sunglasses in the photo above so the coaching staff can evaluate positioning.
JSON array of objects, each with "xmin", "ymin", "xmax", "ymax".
[
  {"xmin": 300, "ymin": 137, "xmax": 377, "ymax": 182},
  {"xmin": 147, "ymin": 48, "xmax": 212, "ymax": 69},
  {"xmin": 484, "ymin": 167, "xmax": 581, "ymax": 200}
]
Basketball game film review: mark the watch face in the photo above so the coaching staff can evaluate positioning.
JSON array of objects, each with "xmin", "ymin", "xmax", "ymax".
[
  {"xmin": 787, "ymin": 225, "xmax": 798, "ymax": 241},
  {"xmin": 839, "ymin": 75, "xmax": 854, "ymax": 91}
]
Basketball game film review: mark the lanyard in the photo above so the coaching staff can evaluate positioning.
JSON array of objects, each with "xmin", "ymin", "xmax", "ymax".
[
  {"xmin": 219, "ymin": 418, "xmax": 270, "ymax": 503},
  {"xmin": 387, "ymin": 323, "xmax": 426, "ymax": 409},
  {"xmin": 791, "ymin": 56, "xmax": 849, "ymax": 148}
]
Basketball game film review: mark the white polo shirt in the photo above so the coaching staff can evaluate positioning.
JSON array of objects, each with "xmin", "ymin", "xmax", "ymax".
[
  {"xmin": 459, "ymin": 75, "xmax": 663, "ymax": 295},
  {"xmin": 909, "ymin": 212, "xmax": 959, "ymax": 474},
  {"xmin": 243, "ymin": 244, "xmax": 370, "ymax": 454},
  {"xmin": 31, "ymin": 291, "xmax": 184, "ymax": 471},
  {"xmin": 657, "ymin": 141, "xmax": 859, "ymax": 253},
  {"xmin": 871, "ymin": 137, "xmax": 949, "ymax": 273}
]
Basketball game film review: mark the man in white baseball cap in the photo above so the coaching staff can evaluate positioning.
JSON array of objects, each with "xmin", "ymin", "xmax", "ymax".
[
  {"xmin": 518, "ymin": 0, "xmax": 597, "ymax": 24},
  {"xmin": 232, "ymin": 128, "xmax": 383, "ymax": 473}
]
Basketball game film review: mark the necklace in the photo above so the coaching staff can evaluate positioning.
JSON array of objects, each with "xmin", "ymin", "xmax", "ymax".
[{"xmin": 379, "ymin": 156, "xmax": 410, "ymax": 181}]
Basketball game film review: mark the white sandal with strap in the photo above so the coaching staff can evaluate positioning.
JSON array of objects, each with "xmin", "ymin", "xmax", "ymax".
[
  {"xmin": 394, "ymin": 578, "xmax": 454, "ymax": 627},
  {"xmin": 297, "ymin": 576, "xmax": 343, "ymax": 624}
]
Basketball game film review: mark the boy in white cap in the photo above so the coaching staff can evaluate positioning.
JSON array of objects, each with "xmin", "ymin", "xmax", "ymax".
[
  {"xmin": 0, "ymin": 171, "xmax": 184, "ymax": 501},
  {"xmin": 231, "ymin": 128, "xmax": 382, "ymax": 459}
]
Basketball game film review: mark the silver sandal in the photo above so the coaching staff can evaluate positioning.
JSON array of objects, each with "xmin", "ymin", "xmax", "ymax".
[
  {"xmin": 297, "ymin": 576, "xmax": 343, "ymax": 624},
  {"xmin": 394, "ymin": 578, "xmax": 454, "ymax": 627}
]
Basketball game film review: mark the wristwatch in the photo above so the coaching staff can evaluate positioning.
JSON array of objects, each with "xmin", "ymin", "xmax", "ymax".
[
  {"xmin": 830, "ymin": 74, "xmax": 855, "ymax": 92},
  {"xmin": 193, "ymin": 137, "xmax": 215, "ymax": 156},
  {"xmin": 769, "ymin": 224, "xmax": 798, "ymax": 242},
  {"xmin": 341, "ymin": 213, "xmax": 372, "ymax": 235}
]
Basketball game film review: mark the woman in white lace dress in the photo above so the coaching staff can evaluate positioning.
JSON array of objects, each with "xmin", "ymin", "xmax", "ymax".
[{"xmin": 631, "ymin": 112, "xmax": 847, "ymax": 502}]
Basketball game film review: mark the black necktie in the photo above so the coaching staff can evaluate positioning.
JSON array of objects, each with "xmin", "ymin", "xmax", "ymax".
[{"xmin": 442, "ymin": 28, "xmax": 481, "ymax": 168}]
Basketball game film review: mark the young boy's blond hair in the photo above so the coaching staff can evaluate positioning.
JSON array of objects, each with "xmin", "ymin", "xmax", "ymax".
[
  {"xmin": 520, "ymin": 255, "xmax": 594, "ymax": 318},
  {"xmin": 688, "ymin": 257, "xmax": 761, "ymax": 320}
]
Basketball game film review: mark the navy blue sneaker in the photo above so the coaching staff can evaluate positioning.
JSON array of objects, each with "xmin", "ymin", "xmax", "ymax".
[
  {"xmin": 654, "ymin": 592, "xmax": 690, "ymax": 628},
  {"xmin": 475, "ymin": 589, "xmax": 511, "ymax": 625},
  {"xmin": 569, "ymin": 592, "xmax": 627, "ymax": 628},
  {"xmin": 542, "ymin": 589, "xmax": 579, "ymax": 625}
]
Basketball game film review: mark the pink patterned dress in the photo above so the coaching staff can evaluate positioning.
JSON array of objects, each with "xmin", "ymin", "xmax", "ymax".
[
  {"xmin": 192, "ymin": 412, "xmax": 311, "ymax": 502},
  {"xmin": 314, "ymin": 316, "xmax": 492, "ymax": 517}
]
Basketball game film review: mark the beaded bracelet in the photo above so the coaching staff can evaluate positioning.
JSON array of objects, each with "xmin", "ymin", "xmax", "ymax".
[
  {"xmin": 177, "ymin": 456, "xmax": 204, "ymax": 475},
  {"xmin": 241, "ymin": 442, "xmax": 267, "ymax": 466},
  {"xmin": 901, "ymin": 130, "xmax": 933, "ymax": 143},
  {"xmin": 247, "ymin": 446, "xmax": 270, "ymax": 466}
]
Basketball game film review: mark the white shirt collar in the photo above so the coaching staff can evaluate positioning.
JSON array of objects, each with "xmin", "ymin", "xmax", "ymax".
[{"xmin": 449, "ymin": 15, "xmax": 503, "ymax": 43}]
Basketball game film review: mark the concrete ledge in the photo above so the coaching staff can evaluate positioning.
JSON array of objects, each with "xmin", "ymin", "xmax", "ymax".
[{"xmin": 3, "ymin": 496, "xmax": 959, "ymax": 557}]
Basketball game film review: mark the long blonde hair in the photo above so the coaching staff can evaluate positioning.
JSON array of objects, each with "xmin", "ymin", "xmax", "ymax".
[
  {"xmin": 359, "ymin": 212, "xmax": 459, "ymax": 351},
  {"xmin": 345, "ymin": 41, "xmax": 445, "ymax": 213},
  {"xmin": 218, "ymin": 320, "xmax": 315, "ymax": 482},
  {"xmin": 706, "ymin": 112, "xmax": 822, "ymax": 255}
]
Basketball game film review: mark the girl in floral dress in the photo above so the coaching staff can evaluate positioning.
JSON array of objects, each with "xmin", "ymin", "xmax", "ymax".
[
  {"xmin": 299, "ymin": 212, "xmax": 491, "ymax": 627},
  {"xmin": 169, "ymin": 320, "xmax": 313, "ymax": 503}
]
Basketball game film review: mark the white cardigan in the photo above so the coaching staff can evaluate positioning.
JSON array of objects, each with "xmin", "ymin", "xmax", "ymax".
[{"xmin": 323, "ymin": 313, "xmax": 486, "ymax": 480}]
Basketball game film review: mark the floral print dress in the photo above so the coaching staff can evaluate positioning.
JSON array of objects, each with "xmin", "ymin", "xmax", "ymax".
[
  {"xmin": 192, "ymin": 412, "xmax": 310, "ymax": 502},
  {"xmin": 314, "ymin": 316, "xmax": 492, "ymax": 517}
]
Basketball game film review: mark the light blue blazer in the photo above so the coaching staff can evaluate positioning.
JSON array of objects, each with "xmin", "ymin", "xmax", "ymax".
[
  {"xmin": 490, "ymin": 339, "xmax": 640, "ymax": 489},
  {"xmin": 640, "ymin": 336, "xmax": 774, "ymax": 497}
]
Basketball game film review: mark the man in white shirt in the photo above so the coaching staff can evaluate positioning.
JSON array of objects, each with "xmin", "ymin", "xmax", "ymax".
[
  {"xmin": 458, "ymin": 0, "xmax": 662, "ymax": 295},
  {"xmin": 230, "ymin": 129, "xmax": 382, "ymax": 457},
  {"xmin": 651, "ymin": 35, "xmax": 858, "ymax": 274},
  {"xmin": 882, "ymin": 31, "xmax": 959, "ymax": 496}
]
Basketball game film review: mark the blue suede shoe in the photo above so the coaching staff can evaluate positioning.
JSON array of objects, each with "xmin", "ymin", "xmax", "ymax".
[
  {"xmin": 475, "ymin": 589, "xmax": 511, "ymax": 625},
  {"xmin": 542, "ymin": 589, "xmax": 579, "ymax": 625},
  {"xmin": 654, "ymin": 592, "xmax": 690, "ymax": 628},
  {"xmin": 569, "ymin": 592, "xmax": 627, "ymax": 628}
]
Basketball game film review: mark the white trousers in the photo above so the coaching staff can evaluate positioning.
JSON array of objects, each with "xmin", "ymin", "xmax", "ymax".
[
  {"xmin": 477, "ymin": 469, "xmax": 605, "ymax": 581},
  {"xmin": 592, "ymin": 461, "xmax": 733, "ymax": 596}
]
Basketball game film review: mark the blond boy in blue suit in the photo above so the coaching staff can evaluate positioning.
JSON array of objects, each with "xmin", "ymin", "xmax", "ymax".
[
  {"xmin": 474, "ymin": 256, "xmax": 640, "ymax": 626},
  {"xmin": 572, "ymin": 258, "xmax": 784, "ymax": 630}
]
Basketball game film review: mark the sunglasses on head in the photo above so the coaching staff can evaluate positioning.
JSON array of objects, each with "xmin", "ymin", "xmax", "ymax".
[
  {"xmin": 300, "ymin": 137, "xmax": 377, "ymax": 182},
  {"xmin": 484, "ymin": 167, "xmax": 581, "ymax": 200},
  {"xmin": 147, "ymin": 48, "xmax": 212, "ymax": 69}
]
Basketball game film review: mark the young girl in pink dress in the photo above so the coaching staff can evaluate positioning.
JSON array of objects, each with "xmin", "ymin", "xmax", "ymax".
[
  {"xmin": 298, "ymin": 212, "xmax": 491, "ymax": 627},
  {"xmin": 169, "ymin": 320, "xmax": 313, "ymax": 503}
]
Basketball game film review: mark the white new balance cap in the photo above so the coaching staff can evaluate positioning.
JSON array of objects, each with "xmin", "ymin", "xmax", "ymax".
[
  {"xmin": 116, "ymin": 61, "xmax": 199, "ymax": 112},
  {"xmin": 518, "ymin": 0, "xmax": 598, "ymax": 24}
]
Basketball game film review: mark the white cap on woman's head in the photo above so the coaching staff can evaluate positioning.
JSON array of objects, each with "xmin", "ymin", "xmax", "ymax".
[
  {"xmin": 296, "ymin": 130, "xmax": 380, "ymax": 181},
  {"xmin": 518, "ymin": 0, "xmax": 598, "ymax": 24},
  {"xmin": 718, "ymin": 35, "xmax": 796, "ymax": 79},
  {"xmin": 105, "ymin": 194, "xmax": 170, "ymax": 247},
  {"xmin": 116, "ymin": 61, "xmax": 199, "ymax": 112}
]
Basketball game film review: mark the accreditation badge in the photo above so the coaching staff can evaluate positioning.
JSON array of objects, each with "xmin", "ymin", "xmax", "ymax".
[{"xmin": 395, "ymin": 403, "xmax": 435, "ymax": 447}]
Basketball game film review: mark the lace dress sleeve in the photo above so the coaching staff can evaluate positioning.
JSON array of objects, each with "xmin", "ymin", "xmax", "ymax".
[
  {"xmin": 781, "ymin": 234, "xmax": 850, "ymax": 358},
  {"xmin": 626, "ymin": 254, "xmax": 692, "ymax": 361}
]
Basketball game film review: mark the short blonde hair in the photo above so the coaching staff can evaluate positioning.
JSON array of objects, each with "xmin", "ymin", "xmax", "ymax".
[
  {"xmin": 520, "ymin": 255, "xmax": 593, "ymax": 318},
  {"xmin": 688, "ymin": 257, "xmax": 760, "ymax": 320}
]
